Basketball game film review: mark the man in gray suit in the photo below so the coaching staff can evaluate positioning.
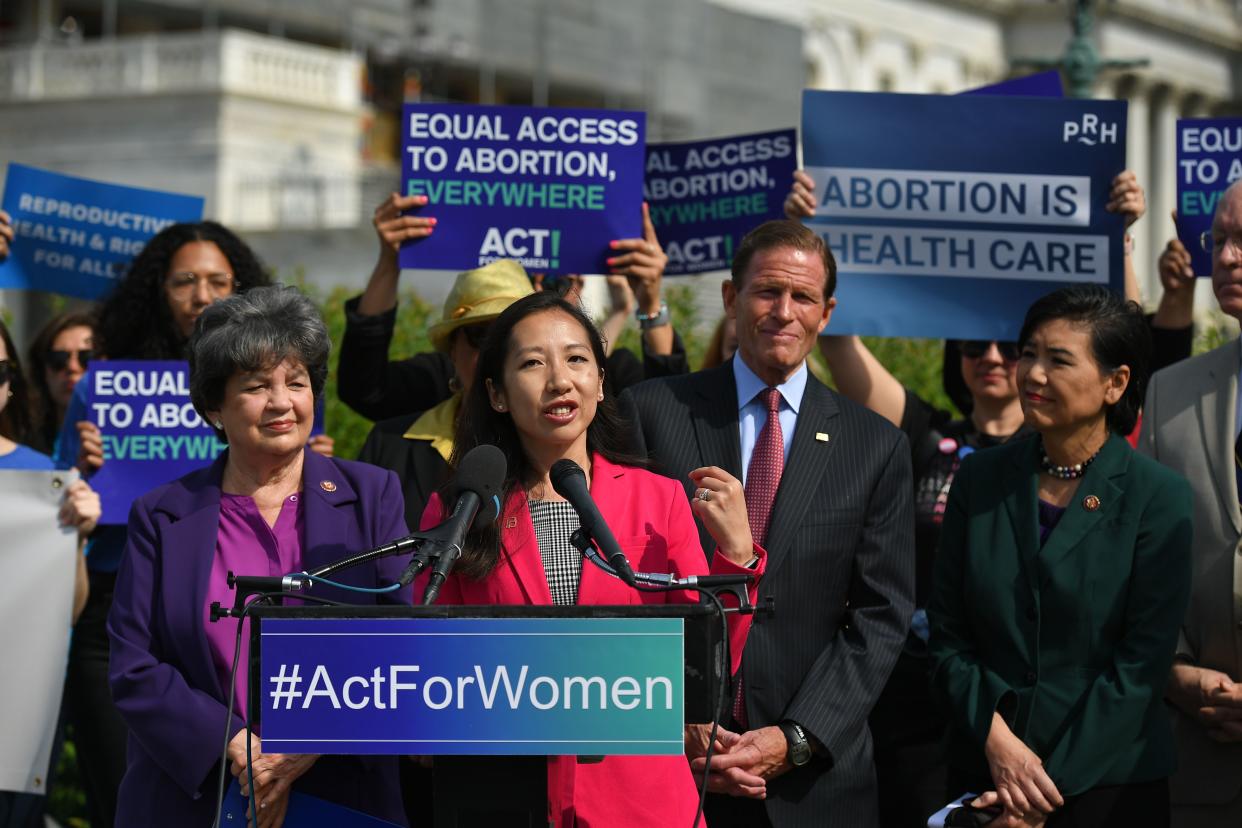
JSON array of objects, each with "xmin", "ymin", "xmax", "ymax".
[
  {"xmin": 623, "ymin": 220, "xmax": 914, "ymax": 826},
  {"xmin": 1139, "ymin": 179, "xmax": 1242, "ymax": 826}
]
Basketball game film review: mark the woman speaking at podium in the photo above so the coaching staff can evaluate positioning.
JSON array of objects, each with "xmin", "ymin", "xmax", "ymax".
[
  {"xmin": 107, "ymin": 286, "xmax": 410, "ymax": 826},
  {"xmin": 419, "ymin": 291, "xmax": 766, "ymax": 826}
]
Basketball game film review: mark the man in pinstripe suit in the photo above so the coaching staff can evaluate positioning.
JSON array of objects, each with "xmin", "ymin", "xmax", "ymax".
[{"xmin": 624, "ymin": 220, "xmax": 915, "ymax": 826}]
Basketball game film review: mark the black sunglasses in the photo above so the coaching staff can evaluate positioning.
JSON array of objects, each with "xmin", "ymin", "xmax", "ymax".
[
  {"xmin": 0, "ymin": 360, "xmax": 13, "ymax": 385},
  {"xmin": 960, "ymin": 340, "xmax": 1020, "ymax": 362},
  {"xmin": 46, "ymin": 349, "xmax": 95, "ymax": 371}
]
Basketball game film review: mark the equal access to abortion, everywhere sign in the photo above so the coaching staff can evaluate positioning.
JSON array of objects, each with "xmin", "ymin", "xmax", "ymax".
[
  {"xmin": 645, "ymin": 129, "xmax": 796, "ymax": 275},
  {"xmin": 399, "ymin": 104, "xmax": 646, "ymax": 275},
  {"xmin": 72, "ymin": 361, "xmax": 226, "ymax": 523},
  {"xmin": 1176, "ymin": 118, "xmax": 1241, "ymax": 278},
  {"xmin": 258, "ymin": 616, "xmax": 685, "ymax": 756},
  {"xmin": 0, "ymin": 164, "xmax": 204, "ymax": 300},
  {"xmin": 801, "ymin": 91, "xmax": 1127, "ymax": 340}
]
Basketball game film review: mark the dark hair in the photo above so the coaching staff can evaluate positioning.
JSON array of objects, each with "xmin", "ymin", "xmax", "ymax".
[
  {"xmin": 97, "ymin": 221, "xmax": 271, "ymax": 359},
  {"xmin": 451, "ymin": 291, "xmax": 646, "ymax": 579},
  {"xmin": 27, "ymin": 310, "xmax": 97, "ymax": 453},
  {"xmin": 731, "ymin": 219, "xmax": 837, "ymax": 302},
  {"xmin": 0, "ymin": 319, "xmax": 35, "ymax": 445},
  {"xmin": 188, "ymin": 285, "xmax": 329, "ymax": 443},
  {"xmin": 1018, "ymin": 285, "xmax": 1150, "ymax": 435}
]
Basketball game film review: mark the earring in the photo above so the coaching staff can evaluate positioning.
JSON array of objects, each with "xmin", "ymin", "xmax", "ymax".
[
  {"xmin": 448, "ymin": 375, "xmax": 462, "ymax": 394},
  {"xmin": 212, "ymin": 420, "xmax": 223, "ymax": 430},
  {"xmin": 495, "ymin": 404, "xmax": 506, "ymax": 412}
]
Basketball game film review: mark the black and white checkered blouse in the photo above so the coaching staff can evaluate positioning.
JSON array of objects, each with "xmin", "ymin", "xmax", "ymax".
[{"xmin": 528, "ymin": 499, "xmax": 583, "ymax": 606}]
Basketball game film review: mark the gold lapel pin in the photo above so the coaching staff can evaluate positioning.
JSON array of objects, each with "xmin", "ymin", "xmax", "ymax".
[
  {"xmin": 1082, "ymin": 494, "xmax": 1101, "ymax": 512},
  {"xmin": 504, "ymin": 516, "xmax": 518, "ymax": 529},
  {"xmin": 815, "ymin": 432, "xmax": 830, "ymax": 442},
  {"xmin": 320, "ymin": 480, "xmax": 337, "ymax": 493}
]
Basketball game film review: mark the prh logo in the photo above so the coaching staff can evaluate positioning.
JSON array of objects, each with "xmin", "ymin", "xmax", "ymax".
[
  {"xmin": 479, "ymin": 226, "xmax": 560, "ymax": 269},
  {"xmin": 1062, "ymin": 113, "xmax": 1118, "ymax": 146}
]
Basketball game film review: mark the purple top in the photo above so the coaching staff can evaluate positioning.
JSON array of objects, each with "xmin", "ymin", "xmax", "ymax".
[
  {"xmin": 205, "ymin": 491, "xmax": 304, "ymax": 717},
  {"xmin": 1037, "ymin": 499, "xmax": 1067, "ymax": 547}
]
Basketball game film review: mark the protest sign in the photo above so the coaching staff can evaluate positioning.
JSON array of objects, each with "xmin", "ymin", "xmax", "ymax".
[
  {"xmin": 0, "ymin": 164, "xmax": 204, "ymax": 299},
  {"xmin": 60, "ymin": 360, "xmax": 326, "ymax": 523},
  {"xmin": 644, "ymin": 129, "xmax": 796, "ymax": 275},
  {"xmin": 0, "ymin": 470, "xmax": 78, "ymax": 794},
  {"xmin": 801, "ymin": 90, "xmax": 1126, "ymax": 340},
  {"xmin": 399, "ymin": 104, "xmax": 645, "ymax": 275},
  {"xmin": 1176, "ymin": 118, "xmax": 1241, "ymax": 277},
  {"xmin": 71, "ymin": 361, "xmax": 225, "ymax": 523}
]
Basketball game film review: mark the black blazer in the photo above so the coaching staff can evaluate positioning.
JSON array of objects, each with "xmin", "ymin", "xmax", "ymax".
[
  {"xmin": 622, "ymin": 360, "xmax": 915, "ymax": 827},
  {"xmin": 357, "ymin": 413, "xmax": 451, "ymax": 533}
]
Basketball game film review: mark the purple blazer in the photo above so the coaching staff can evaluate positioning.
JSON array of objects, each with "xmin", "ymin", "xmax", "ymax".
[{"xmin": 107, "ymin": 449, "xmax": 411, "ymax": 827}]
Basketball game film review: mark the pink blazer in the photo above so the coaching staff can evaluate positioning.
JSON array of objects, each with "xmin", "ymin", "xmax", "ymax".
[{"xmin": 420, "ymin": 454, "xmax": 764, "ymax": 828}]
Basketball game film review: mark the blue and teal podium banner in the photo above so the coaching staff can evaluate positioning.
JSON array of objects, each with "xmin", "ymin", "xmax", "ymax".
[
  {"xmin": 1176, "ymin": 118, "xmax": 1241, "ymax": 277},
  {"xmin": 801, "ymin": 90, "xmax": 1126, "ymax": 340},
  {"xmin": 645, "ymin": 129, "xmax": 797, "ymax": 275},
  {"xmin": 0, "ymin": 164, "xmax": 204, "ymax": 300},
  {"xmin": 399, "ymin": 103, "xmax": 646, "ymax": 276},
  {"xmin": 258, "ymin": 617, "xmax": 685, "ymax": 756}
]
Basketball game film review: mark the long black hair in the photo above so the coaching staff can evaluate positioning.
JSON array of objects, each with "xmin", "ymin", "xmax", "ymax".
[
  {"xmin": 450, "ymin": 291, "xmax": 646, "ymax": 579},
  {"xmin": 1018, "ymin": 285, "xmax": 1150, "ymax": 435},
  {"xmin": 97, "ymin": 221, "xmax": 271, "ymax": 359},
  {"xmin": 0, "ymin": 318, "xmax": 35, "ymax": 445}
]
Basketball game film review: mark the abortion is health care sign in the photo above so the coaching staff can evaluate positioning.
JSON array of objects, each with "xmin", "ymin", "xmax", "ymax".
[
  {"xmin": 0, "ymin": 164, "xmax": 204, "ymax": 300},
  {"xmin": 399, "ymin": 104, "xmax": 645, "ymax": 275},
  {"xmin": 801, "ymin": 91, "xmax": 1126, "ymax": 341},
  {"xmin": 259, "ymin": 617, "xmax": 685, "ymax": 756},
  {"xmin": 1176, "ymin": 118, "xmax": 1242, "ymax": 278},
  {"xmin": 645, "ymin": 129, "xmax": 797, "ymax": 275},
  {"xmin": 77, "ymin": 361, "xmax": 225, "ymax": 523}
]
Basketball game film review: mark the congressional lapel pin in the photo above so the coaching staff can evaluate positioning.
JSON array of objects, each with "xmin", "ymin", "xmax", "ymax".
[
  {"xmin": 505, "ymin": 516, "xmax": 518, "ymax": 529},
  {"xmin": 1082, "ymin": 494, "xmax": 1101, "ymax": 512},
  {"xmin": 320, "ymin": 480, "xmax": 337, "ymax": 493},
  {"xmin": 816, "ymin": 432, "xmax": 830, "ymax": 442}
]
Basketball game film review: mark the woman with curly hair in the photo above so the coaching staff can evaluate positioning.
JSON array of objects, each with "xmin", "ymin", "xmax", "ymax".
[{"xmin": 56, "ymin": 221, "xmax": 272, "ymax": 828}]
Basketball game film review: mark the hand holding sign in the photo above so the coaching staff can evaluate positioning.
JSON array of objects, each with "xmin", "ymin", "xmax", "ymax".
[
  {"xmin": 76, "ymin": 420, "xmax": 104, "ymax": 475},
  {"xmin": 0, "ymin": 208, "xmax": 12, "ymax": 261},
  {"xmin": 1105, "ymin": 170, "xmax": 1146, "ymax": 229},
  {"xmin": 607, "ymin": 203, "xmax": 668, "ymax": 315},
  {"xmin": 59, "ymin": 479, "xmax": 101, "ymax": 536},
  {"xmin": 373, "ymin": 192, "xmax": 435, "ymax": 259},
  {"xmin": 783, "ymin": 169, "xmax": 816, "ymax": 220}
]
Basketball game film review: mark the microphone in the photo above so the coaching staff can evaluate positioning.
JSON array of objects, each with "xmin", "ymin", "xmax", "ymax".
[
  {"xmin": 420, "ymin": 444, "xmax": 506, "ymax": 604},
  {"xmin": 550, "ymin": 459, "xmax": 637, "ymax": 587}
]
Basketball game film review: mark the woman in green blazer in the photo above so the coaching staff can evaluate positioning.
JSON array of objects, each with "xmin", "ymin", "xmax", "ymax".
[{"xmin": 929, "ymin": 285, "xmax": 1192, "ymax": 828}]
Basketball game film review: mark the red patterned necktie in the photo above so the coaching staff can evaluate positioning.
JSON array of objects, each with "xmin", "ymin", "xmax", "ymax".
[{"xmin": 734, "ymin": 386, "xmax": 783, "ymax": 729}]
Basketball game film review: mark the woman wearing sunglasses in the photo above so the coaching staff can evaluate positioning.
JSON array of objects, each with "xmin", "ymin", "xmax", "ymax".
[
  {"xmin": 26, "ymin": 311, "xmax": 97, "ymax": 456},
  {"xmin": 0, "ymin": 317, "xmax": 99, "ymax": 827}
]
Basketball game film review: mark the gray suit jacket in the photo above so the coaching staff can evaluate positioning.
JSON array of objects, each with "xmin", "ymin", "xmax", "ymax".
[
  {"xmin": 622, "ymin": 360, "xmax": 914, "ymax": 827},
  {"xmin": 1139, "ymin": 338, "xmax": 1242, "ymax": 807}
]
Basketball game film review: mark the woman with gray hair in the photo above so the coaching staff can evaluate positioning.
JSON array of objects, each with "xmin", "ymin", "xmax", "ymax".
[{"xmin": 107, "ymin": 285, "xmax": 411, "ymax": 827}]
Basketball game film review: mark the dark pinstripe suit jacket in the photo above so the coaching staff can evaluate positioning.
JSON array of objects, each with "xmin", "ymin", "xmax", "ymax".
[{"xmin": 622, "ymin": 360, "xmax": 915, "ymax": 827}]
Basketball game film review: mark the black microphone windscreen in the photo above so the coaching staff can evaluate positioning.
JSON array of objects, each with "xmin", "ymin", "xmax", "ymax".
[
  {"xmin": 550, "ymin": 459, "xmax": 585, "ymax": 492},
  {"xmin": 452, "ymin": 444, "xmax": 506, "ymax": 523}
]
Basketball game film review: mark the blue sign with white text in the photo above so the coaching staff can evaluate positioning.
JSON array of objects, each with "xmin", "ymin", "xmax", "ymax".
[
  {"xmin": 1176, "ymin": 118, "xmax": 1241, "ymax": 277},
  {"xmin": 258, "ymin": 617, "xmax": 685, "ymax": 756},
  {"xmin": 964, "ymin": 71, "xmax": 1064, "ymax": 98},
  {"xmin": 57, "ymin": 361, "xmax": 325, "ymax": 523},
  {"xmin": 645, "ymin": 129, "xmax": 797, "ymax": 275},
  {"xmin": 801, "ymin": 91, "xmax": 1127, "ymax": 340},
  {"xmin": 399, "ymin": 103, "xmax": 646, "ymax": 276},
  {"xmin": 0, "ymin": 164, "xmax": 204, "ymax": 299}
]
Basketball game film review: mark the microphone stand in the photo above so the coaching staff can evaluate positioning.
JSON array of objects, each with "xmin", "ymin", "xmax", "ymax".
[
  {"xmin": 210, "ymin": 530, "xmax": 453, "ymax": 621},
  {"xmin": 569, "ymin": 526, "xmax": 764, "ymax": 614}
]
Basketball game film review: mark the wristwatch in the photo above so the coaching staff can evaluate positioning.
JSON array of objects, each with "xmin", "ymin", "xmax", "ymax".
[
  {"xmin": 778, "ymin": 720, "xmax": 812, "ymax": 766},
  {"xmin": 635, "ymin": 301, "xmax": 670, "ymax": 330}
]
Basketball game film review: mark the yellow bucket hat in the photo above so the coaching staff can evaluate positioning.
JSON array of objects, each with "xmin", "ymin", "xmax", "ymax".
[{"xmin": 427, "ymin": 259, "xmax": 534, "ymax": 352}]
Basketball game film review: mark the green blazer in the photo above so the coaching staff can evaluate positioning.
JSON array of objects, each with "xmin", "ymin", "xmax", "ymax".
[{"xmin": 928, "ymin": 432, "xmax": 1192, "ymax": 795}]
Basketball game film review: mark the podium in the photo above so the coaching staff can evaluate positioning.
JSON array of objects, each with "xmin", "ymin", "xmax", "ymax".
[{"xmin": 245, "ymin": 604, "xmax": 729, "ymax": 827}]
